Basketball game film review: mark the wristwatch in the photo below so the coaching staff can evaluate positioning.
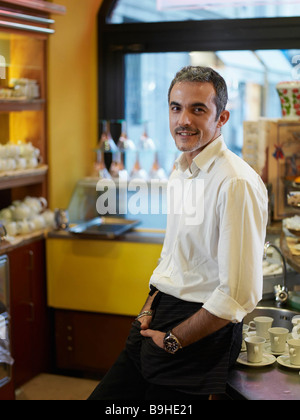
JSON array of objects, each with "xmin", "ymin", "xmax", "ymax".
[{"xmin": 163, "ymin": 330, "xmax": 182, "ymax": 354}]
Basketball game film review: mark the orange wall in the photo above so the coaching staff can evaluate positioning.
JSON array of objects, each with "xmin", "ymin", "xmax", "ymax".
[{"xmin": 48, "ymin": 0, "xmax": 103, "ymax": 209}]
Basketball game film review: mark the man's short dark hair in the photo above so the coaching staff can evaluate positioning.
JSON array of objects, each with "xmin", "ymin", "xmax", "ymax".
[{"xmin": 168, "ymin": 66, "xmax": 228, "ymax": 120}]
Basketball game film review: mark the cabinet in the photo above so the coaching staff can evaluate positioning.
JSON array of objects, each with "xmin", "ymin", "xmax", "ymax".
[
  {"xmin": 9, "ymin": 239, "xmax": 51, "ymax": 388},
  {"xmin": 55, "ymin": 309, "xmax": 134, "ymax": 376}
]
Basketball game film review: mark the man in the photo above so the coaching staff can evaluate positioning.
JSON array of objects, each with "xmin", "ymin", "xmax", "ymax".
[{"xmin": 88, "ymin": 66, "xmax": 268, "ymax": 400}]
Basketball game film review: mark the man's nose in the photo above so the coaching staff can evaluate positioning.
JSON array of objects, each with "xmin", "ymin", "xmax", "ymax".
[{"xmin": 178, "ymin": 109, "xmax": 192, "ymax": 126}]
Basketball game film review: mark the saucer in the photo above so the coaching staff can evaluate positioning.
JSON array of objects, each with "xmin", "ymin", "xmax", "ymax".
[
  {"xmin": 277, "ymin": 355, "xmax": 300, "ymax": 370},
  {"xmin": 264, "ymin": 342, "xmax": 289, "ymax": 356},
  {"xmin": 237, "ymin": 352, "xmax": 276, "ymax": 367}
]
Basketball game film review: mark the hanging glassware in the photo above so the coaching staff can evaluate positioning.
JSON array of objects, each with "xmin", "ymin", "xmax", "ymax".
[
  {"xmin": 93, "ymin": 149, "xmax": 112, "ymax": 179},
  {"xmin": 139, "ymin": 122, "xmax": 156, "ymax": 175},
  {"xmin": 117, "ymin": 120, "xmax": 136, "ymax": 151},
  {"xmin": 131, "ymin": 151, "xmax": 148, "ymax": 181},
  {"xmin": 139, "ymin": 122, "xmax": 156, "ymax": 151},
  {"xmin": 99, "ymin": 120, "xmax": 119, "ymax": 153},
  {"xmin": 150, "ymin": 152, "xmax": 167, "ymax": 180},
  {"xmin": 109, "ymin": 151, "xmax": 128, "ymax": 180}
]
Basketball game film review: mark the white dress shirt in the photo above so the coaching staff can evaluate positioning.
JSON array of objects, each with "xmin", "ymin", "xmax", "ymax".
[{"xmin": 149, "ymin": 135, "xmax": 268, "ymax": 323}]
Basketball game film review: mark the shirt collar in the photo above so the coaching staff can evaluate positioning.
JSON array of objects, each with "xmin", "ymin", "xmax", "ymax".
[{"xmin": 175, "ymin": 135, "xmax": 227, "ymax": 176}]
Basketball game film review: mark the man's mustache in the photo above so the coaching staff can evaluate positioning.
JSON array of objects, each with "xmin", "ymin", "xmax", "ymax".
[{"xmin": 175, "ymin": 126, "xmax": 200, "ymax": 135}]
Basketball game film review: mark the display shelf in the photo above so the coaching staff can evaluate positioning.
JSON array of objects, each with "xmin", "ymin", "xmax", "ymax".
[
  {"xmin": 0, "ymin": 164, "xmax": 48, "ymax": 190},
  {"xmin": 0, "ymin": 227, "xmax": 49, "ymax": 255},
  {"xmin": 0, "ymin": 99, "xmax": 45, "ymax": 112}
]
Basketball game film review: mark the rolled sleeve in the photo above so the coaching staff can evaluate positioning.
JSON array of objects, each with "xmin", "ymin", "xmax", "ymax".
[{"xmin": 203, "ymin": 177, "xmax": 268, "ymax": 323}]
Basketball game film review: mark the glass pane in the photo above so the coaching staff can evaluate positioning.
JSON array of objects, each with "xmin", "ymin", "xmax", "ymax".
[
  {"xmin": 108, "ymin": 0, "xmax": 300, "ymax": 23},
  {"xmin": 124, "ymin": 49, "xmax": 297, "ymax": 175}
]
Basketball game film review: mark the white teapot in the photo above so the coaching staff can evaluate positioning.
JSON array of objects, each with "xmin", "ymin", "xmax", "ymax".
[{"xmin": 24, "ymin": 196, "xmax": 47, "ymax": 215}]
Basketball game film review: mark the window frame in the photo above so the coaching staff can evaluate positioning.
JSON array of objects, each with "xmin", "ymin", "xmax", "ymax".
[{"xmin": 98, "ymin": 0, "xmax": 300, "ymax": 124}]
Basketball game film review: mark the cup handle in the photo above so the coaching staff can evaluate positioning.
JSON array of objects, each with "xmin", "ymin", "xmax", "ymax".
[
  {"xmin": 254, "ymin": 345, "xmax": 259, "ymax": 354},
  {"xmin": 274, "ymin": 337, "xmax": 279, "ymax": 343},
  {"xmin": 290, "ymin": 348, "xmax": 295, "ymax": 356},
  {"xmin": 249, "ymin": 321, "xmax": 256, "ymax": 330}
]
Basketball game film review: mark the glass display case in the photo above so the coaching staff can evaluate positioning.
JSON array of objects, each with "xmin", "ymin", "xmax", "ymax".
[{"xmin": 67, "ymin": 177, "xmax": 168, "ymax": 231}]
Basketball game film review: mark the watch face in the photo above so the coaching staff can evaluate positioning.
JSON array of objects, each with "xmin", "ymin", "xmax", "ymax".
[
  {"xmin": 164, "ymin": 333, "xmax": 181, "ymax": 354},
  {"xmin": 165, "ymin": 337, "xmax": 179, "ymax": 353}
]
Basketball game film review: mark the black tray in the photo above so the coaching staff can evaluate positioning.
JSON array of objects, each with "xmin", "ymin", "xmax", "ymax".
[{"xmin": 68, "ymin": 217, "xmax": 140, "ymax": 239}]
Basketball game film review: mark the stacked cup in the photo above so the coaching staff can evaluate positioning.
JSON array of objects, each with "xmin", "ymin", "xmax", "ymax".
[
  {"xmin": 245, "ymin": 317, "xmax": 274, "ymax": 363},
  {"xmin": 244, "ymin": 315, "xmax": 300, "ymax": 367}
]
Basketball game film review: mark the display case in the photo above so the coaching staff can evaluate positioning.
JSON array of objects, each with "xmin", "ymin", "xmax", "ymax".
[{"xmin": 67, "ymin": 177, "xmax": 168, "ymax": 232}]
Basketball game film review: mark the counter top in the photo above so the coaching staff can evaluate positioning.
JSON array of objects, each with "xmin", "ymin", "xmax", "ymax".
[
  {"xmin": 47, "ymin": 227, "xmax": 165, "ymax": 245},
  {"xmin": 227, "ymin": 299, "xmax": 300, "ymax": 400},
  {"xmin": 227, "ymin": 359, "xmax": 300, "ymax": 400},
  {"xmin": 0, "ymin": 228, "xmax": 49, "ymax": 255}
]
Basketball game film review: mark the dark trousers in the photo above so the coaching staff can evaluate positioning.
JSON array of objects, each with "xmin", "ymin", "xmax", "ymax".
[
  {"xmin": 88, "ymin": 349, "xmax": 209, "ymax": 400},
  {"xmin": 88, "ymin": 291, "xmax": 242, "ymax": 400}
]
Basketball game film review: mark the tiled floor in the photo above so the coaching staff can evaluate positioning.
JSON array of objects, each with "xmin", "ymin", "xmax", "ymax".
[{"xmin": 15, "ymin": 373, "xmax": 99, "ymax": 400}]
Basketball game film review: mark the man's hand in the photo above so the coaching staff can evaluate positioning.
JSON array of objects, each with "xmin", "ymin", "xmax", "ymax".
[
  {"xmin": 137, "ymin": 315, "xmax": 153, "ymax": 331},
  {"xmin": 140, "ymin": 328, "xmax": 165, "ymax": 349}
]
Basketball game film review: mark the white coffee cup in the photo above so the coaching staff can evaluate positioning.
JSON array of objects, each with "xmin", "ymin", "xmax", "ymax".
[
  {"xmin": 245, "ymin": 336, "xmax": 266, "ymax": 363},
  {"xmin": 268, "ymin": 327, "xmax": 289, "ymax": 353},
  {"xmin": 287, "ymin": 339, "xmax": 300, "ymax": 366},
  {"xmin": 249, "ymin": 316, "xmax": 274, "ymax": 340}
]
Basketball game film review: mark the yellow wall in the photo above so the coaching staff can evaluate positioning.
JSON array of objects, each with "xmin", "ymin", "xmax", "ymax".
[{"xmin": 48, "ymin": 0, "xmax": 103, "ymax": 209}]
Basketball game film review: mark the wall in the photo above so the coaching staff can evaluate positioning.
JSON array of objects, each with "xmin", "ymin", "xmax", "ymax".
[{"xmin": 48, "ymin": 0, "xmax": 103, "ymax": 209}]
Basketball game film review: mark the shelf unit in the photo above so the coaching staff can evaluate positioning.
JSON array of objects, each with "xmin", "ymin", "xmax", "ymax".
[
  {"xmin": 0, "ymin": 0, "xmax": 65, "ymax": 399},
  {"xmin": 0, "ymin": 28, "xmax": 47, "ymax": 202}
]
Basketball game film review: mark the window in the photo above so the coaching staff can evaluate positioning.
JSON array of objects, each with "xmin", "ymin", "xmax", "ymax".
[
  {"xmin": 123, "ymin": 49, "xmax": 295, "ymax": 175},
  {"xmin": 108, "ymin": 0, "xmax": 300, "ymax": 23},
  {"xmin": 98, "ymin": 0, "xmax": 300, "ymax": 174}
]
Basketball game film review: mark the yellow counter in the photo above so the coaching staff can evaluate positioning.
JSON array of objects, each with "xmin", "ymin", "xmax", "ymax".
[{"xmin": 46, "ymin": 237, "xmax": 163, "ymax": 316}]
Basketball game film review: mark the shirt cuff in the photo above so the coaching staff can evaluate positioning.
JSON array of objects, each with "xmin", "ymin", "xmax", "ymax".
[{"xmin": 202, "ymin": 288, "xmax": 249, "ymax": 323}]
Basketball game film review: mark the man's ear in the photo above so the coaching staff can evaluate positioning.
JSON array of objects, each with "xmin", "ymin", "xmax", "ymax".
[{"xmin": 217, "ymin": 110, "xmax": 230, "ymax": 128}]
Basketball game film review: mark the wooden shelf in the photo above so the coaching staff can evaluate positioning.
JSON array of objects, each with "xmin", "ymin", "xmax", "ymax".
[
  {"xmin": 0, "ymin": 99, "xmax": 45, "ymax": 112},
  {"xmin": 0, "ymin": 0, "xmax": 66, "ymax": 15},
  {"xmin": 0, "ymin": 164, "xmax": 48, "ymax": 190}
]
